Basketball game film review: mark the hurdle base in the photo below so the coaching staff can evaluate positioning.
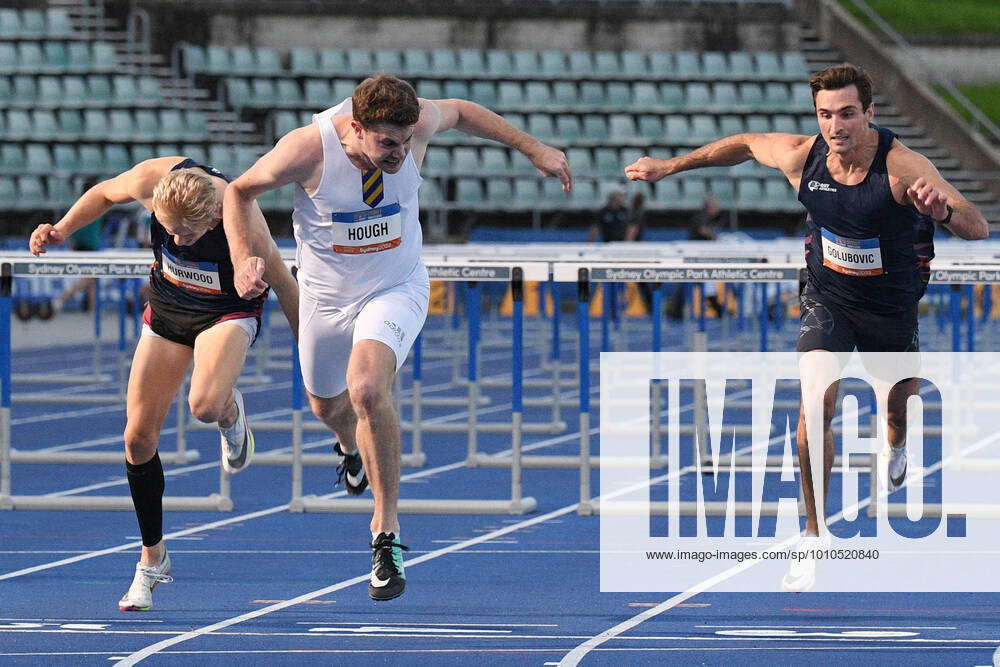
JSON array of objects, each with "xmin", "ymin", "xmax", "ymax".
[
  {"xmin": 0, "ymin": 494, "xmax": 231, "ymax": 511},
  {"xmin": 11, "ymin": 449, "xmax": 201, "ymax": 464},
  {"xmin": 13, "ymin": 393, "xmax": 122, "ymax": 404},
  {"xmin": 295, "ymin": 495, "xmax": 538, "ymax": 515}
]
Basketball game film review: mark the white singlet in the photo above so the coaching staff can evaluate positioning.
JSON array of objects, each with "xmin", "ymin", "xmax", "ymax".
[
  {"xmin": 292, "ymin": 99, "xmax": 425, "ymax": 304},
  {"xmin": 293, "ymin": 99, "xmax": 430, "ymax": 398}
]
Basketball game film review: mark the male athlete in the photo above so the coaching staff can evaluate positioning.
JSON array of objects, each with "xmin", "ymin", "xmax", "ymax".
[
  {"xmin": 626, "ymin": 63, "xmax": 988, "ymax": 592},
  {"xmin": 224, "ymin": 73, "xmax": 572, "ymax": 600},
  {"xmin": 30, "ymin": 157, "xmax": 299, "ymax": 610}
]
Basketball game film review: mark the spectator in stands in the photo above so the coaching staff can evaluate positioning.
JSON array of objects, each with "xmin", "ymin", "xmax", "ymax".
[
  {"xmin": 665, "ymin": 196, "xmax": 724, "ymax": 320},
  {"xmin": 28, "ymin": 156, "xmax": 300, "ymax": 613},
  {"xmin": 588, "ymin": 189, "xmax": 632, "ymax": 242},
  {"xmin": 224, "ymin": 73, "xmax": 571, "ymax": 602},
  {"xmin": 626, "ymin": 62, "xmax": 988, "ymax": 593},
  {"xmin": 51, "ymin": 178, "xmax": 104, "ymax": 314}
]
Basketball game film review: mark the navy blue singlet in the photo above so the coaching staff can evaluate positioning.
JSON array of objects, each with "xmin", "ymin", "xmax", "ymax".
[
  {"xmin": 798, "ymin": 125, "xmax": 935, "ymax": 315},
  {"xmin": 148, "ymin": 159, "xmax": 266, "ymax": 315}
]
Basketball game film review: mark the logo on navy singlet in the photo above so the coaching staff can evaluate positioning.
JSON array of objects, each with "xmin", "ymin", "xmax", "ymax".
[{"xmin": 808, "ymin": 180, "xmax": 838, "ymax": 193}]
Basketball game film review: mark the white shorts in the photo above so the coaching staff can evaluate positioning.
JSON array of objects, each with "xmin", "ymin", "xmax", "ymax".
[
  {"xmin": 140, "ymin": 316, "xmax": 258, "ymax": 346},
  {"xmin": 299, "ymin": 277, "xmax": 429, "ymax": 398}
]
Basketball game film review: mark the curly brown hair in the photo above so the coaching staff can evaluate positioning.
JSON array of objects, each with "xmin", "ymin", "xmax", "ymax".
[
  {"xmin": 809, "ymin": 63, "xmax": 873, "ymax": 111},
  {"xmin": 352, "ymin": 73, "xmax": 420, "ymax": 129}
]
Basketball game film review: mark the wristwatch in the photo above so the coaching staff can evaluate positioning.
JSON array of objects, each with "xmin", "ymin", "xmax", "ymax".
[{"xmin": 937, "ymin": 204, "xmax": 954, "ymax": 225}]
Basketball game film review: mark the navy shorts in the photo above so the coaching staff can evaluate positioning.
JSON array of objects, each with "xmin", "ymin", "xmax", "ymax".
[
  {"xmin": 144, "ymin": 295, "xmax": 260, "ymax": 349},
  {"xmin": 796, "ymin": 283, "xmax": 918, "ymax": 353}
]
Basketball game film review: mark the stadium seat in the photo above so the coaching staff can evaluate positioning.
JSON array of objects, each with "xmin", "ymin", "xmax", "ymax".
[
  {"xmin": 0, "ymin": 43, "xmax": 15, "ymax": 72},
  {"xmin": 20, "ymin": 9, "xmax": 46, "ymax": 38},
  {"xmin": 712, "ymin": 82, "xmax": 739, "ymax": 111},
  {"xmin": 605, "ymin": 82, "xmax": 631, "ymax": 110},
  {"xmin": 91, "ymin": 42, "xmax": 118, "ymax": 72},
  {"xmin": 374, "ymin": 48, "xmax": 402, "ymax": 73},
  {"xmin": 555, "ymin": 114, "xmax": 581, "ymax": 142},
  {"xmin": 455, "ymin": 177, "xmax": 485, "ymax": 205},
  {"xmin": 230, "ymin": 47, "xmax": 256, "ymax": 75},
  {"xmin": 738, "ymin": 82, "xmax": 765, "ymax": 108},
  {"xmin": 729, "ymin": 52, "xmax": 754, "ymax": 79},
  {"xmin": 0, "ymin": 177, "xmax": 15, "ymax": 209},
  {"xmin": 481, "ymin": 146, "xmax": 510, "ymax": 174},
  {"xmin": 648, "ymin": 51, "xmax": 673, "ymax": 77},
  {"xmin": 255, "ymin": 48, "xmax": 282, "ymax": 74},
  {"xmin": 107, "ymin": 110, "xmax": 134, "ymax": 140},
  {"xmin": 37, "ymin": 76, "xmax": 62, "ymax": 107},
  {"xmin": 13, "ymin": 75, "xmax": 36, "ymax": 104},
  {"xmin": 226, "ymin": 78, "xmax": 251, "ymax": 109},
  {"xmin": 452, "ymin": 147, "xmax": 480, "ymax": 174},
  {"xmin": 764, "ymin": 82, "xmax": 790, "ymax": 110},
  {"xmin": 593, "ymin": 147, "xmax": 619, "ymax": 176},
  {"xmin": 135, "ymin": 109, "xmax": 158, "ymax": 137},
  {"xmin": 158, "ymin": 109, "xmax": 184, "ymax": 140},
  {"xmin": 56, "ymin": 109, "xmax": 82, "ymax": 140},
  {"xmin": 570, "ymin": 180, "xmax": 597, "ymax": 207},
  {"xmin": 754, "ymin": 52, "xmax": 782, "ymax": 78},
  {"xmin": 746, "ymin": 115, "xmax": 771, "ymax": 133},
  {"xmin": 235, "ymin": 145, "xmax": 262, "ymax": 172},
  {"xmin": 46, "ymin": 9, "xmax": 73, "ymax": 38},
  {"xmin": 710, "ymin": 177, "xmax": 735, "ymax": 207},
  {"xmin": 67, "ymin": 42, "xmax": 90, "ymax": 73},
  {"xmin": 0, "ymin": 9, "xmax": 20, "ymax": 39},
  {"xmin": 766, "ymin": 178, "xmax": 798, "ymax": 210},
  {"xmin": 422, "ymin": 147, "xmax": 450, "ymax": 175},
  {"xmin": 290, "ymin": 48, "xmax": 317, "ymax": 74},
  {"xmin": 782, "ymin": 52, "xmax": 809, "ymax": 78},
  {"xmin": 182, "ymin": 44, "xmax": 206, "ymax": 74},
  {"xmin": 514, "ymin": 178, "xmax": 540, "ymax": 206},
  {"xmin": 17, "ymin": 175, "xmax": 47, "ymax": 209},
  {"xmin": 431, "ymin": 49, "xmax": 459, "ymax": 76},
  {"xmin": 736, "ymin": 178, "xmax": 766, "ymax": 208},
  {"xmin": 567, "ymin": 51, "xmax": 592, "ymax": 76},
  {"xmin": 719, "ymin": 115, "xmax": 745, "ymax": 136},
  {"xmin": 77, "ymin": 145, "xmax": 103, "ymax": 173},
  {"xmin": 346, "ymin": 50, "xmax": 373, "ymax": 75},
  {"xmin": 332, "ymin": 79, "xmax": 355, "ymax": 101},
  {"xmin": 675, "ymin": 52, "xmax": 701, "ymax": 78},
  {"xmin": 53, "ymin": 144, "xmax": 79, "ymax": 172},
  {"xmin": 579, "ymin": 81, "xmax": 605, "ymax": 107},
  {"xmin": 637, "ymin": 114, "xmax": 662, "ymax": 139},
  {"xmin": 83, "ymin": 109, "xmax": 110, "ymax": 140},
  {"xmin": 104, "ymin": 144, "xmax": 131, "ymax": 173},
  {"xmin": 443, "ymin": 80, "xmax": 470, "ymax": 100},
  {"xmin": 791, "ymin": 84, "xmax": 813, "ymax": 112},
  {"xmin": 659, "ymin": 82, "xmax": 684, "ymax": 110},
  {"xmin": 416, "ymin": 80, "xmax": 442, "ymax": 100},
  {"xmin": 1, "ymin": 143, "xmax": 26, "ymax": 172},
  {"xmin": 565, "ymin": 147, "xmax": 593, "ymax": 175},
  {"xmin": 685, "ymin": 82, "xmax": 711, "ymax": 110},
  {"xmin": 276, "ymin": 79, "xmax": 302, "ymax": 106},
  {"xmin": 582, "ymin": 114, "xmax": 608, "ymax": 142},
  {"xmin": 608, "ymin": 114, "xmax": 636, "ymax": 140},
  {"xmin": 524, "ymin": 81, "xmax": 551, "ymax": 108},
  {"xmin": 48, "ymin": 176, "xmax": 74, "ymax": 207},
  {"xmin": 510, "ymin": 150, "xmax": 535, "ymax": 175},
  {"xmin": 527, "ymin": 113, "xmax": 556, "ymax": 141},
  {"xmin": 181, "ymin": 143, "xmax": 207, "ymax": 164},
  {"xmin": 0, "ymin": 77, "xmax": 9, "ymax": 106},
  {"xmin": 32, "ymin": 109, "xmax": 58, "ymax": 139},
  {"xmin": 632, "ymin": 82, "xmax": 659, "ymax": 108},
  {"xmin": 85, "ymin": 75, "xmax": 111, "ymax": 105},
  {"xmin": 486, "ymin": 178, "xmax": 513, "ymax": 207},
  {"xmin": 251, "ymin": 78, "xmax": 279, "ymax": 106},
  {"xmin": 497, "ymin": 81, "xmax": 524, "ymax": 107},
  {"xmin": 303, "ymin": 79, "xmax": 331, "ymax": 106},
  {"xmin": 681, "ymin": 177, "xmax": 708, "ymax": 208},
  {"xmin": 594, "ymin": 51, "xmax": 619, "ymax": 77},
  {"xmin": 458, "ymin": 49, "xmax": 486, "ymax": 76},
  {"xmin": 208, "ymin": 144, "xmax": 234, "ymax": 169},
  {"xmin": 702, "ymin": 52, "xmax": 728, "ymax": 78},
  {"xmin": 798, "ymin": 115, "xmax": 818, "ymax": 135},
  {"xmin": 485, "ymin": 50, "xmax": 512, "ymax": 76},
  {"xmin": 131, "ymin": 144, "xmax": 156, "ymax": 164},
  {"xmin": 184, "ymin": 111, "xmax": 208, "ymax": 139},
  {"xmin": 654, "ymin": 179, "xmax": 681, "ymax": 206},
  {"xmin": 621, "ymin": 51, "xmax": 648, "ymax": 77},
  {"xmin": 512, "ymin": 51, "xmax": 538, "ymax": 76},
  {"xmin": 419, "ymin": 178, "xmax": 444, "ymax": 206},
  {"xmin": 319, "ymin": 49, "xmax": 346, "ymax": 73},
  {"xmin": 18, "ymin": 42, "xmax": 44, "ymax": 73},
  {"xmin": 539, "ymin": 50, "xmax": 566, "ymax": 76},
  {"xmin": 691, "ymin": 115, "xmax": 720, "ymax": 142},
  {"xmin": 462, "ymin": 80, "xmax": 492, "ymax": 107},
  {"xmin": 113, "ymin": 75, "xmax": 140, "ymax": 107},
  {"xmin": 771, "ymin": 114, "xmax": 798, "ymax": 134},
  {"xmin": 663, "ymin": 115, "xmax": 690, "ymax": 142}
]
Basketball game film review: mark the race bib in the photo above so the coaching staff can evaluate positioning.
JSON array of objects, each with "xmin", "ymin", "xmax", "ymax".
[
  {"xmin": 160, "ymin": 247, "xmax": 222, "ymax": 294},
  {"xmin": 820, "ymin": 228, "xmax": 884, "ymax": 277},
  {"xmin": 331, "ymin": 202, "xmax": 402, "ymax": 255}
]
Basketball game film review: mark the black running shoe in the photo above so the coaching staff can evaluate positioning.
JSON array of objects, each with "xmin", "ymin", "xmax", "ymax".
[
  {"xmin": 333, "ymin": 442, "xmax": 368, "ymax": 495},
  {"xmin": 369, "ymin": 532, "xmax": 408, "ymax": 601}
]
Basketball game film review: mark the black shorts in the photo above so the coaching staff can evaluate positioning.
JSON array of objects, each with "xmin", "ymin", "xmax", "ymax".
[
  {"xmin": 143, "ymin": 297, "xmax": 260, "ymax": 348},
  {"xmin": 796, "ymin": 283, "xmax": 918, "ymax": 353}
]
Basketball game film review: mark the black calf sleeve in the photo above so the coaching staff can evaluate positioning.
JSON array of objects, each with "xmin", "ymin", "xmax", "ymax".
[{"xmin": 126, "ymin": 451, "xmax": 164, "ymax": 547}]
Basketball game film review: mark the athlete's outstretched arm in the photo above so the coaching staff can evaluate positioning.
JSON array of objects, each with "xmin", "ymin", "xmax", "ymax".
[
  {"xmin": 224, "ymin": 127, "xmax": 320, "ymax": 299},
  {"xmin": 28, "ymin": 157, "xmax": 176, "ymax": 255},
  {"xmin": 890, "ymin": 144, "xmax": 988, "ymax": 240},
  {"xmin": 421, "ymin": 98, "xmax": 572, "ymax": 190},
  {"xmin": 624, "ymin": 133, "xmax": 813, "ymax": 184}
]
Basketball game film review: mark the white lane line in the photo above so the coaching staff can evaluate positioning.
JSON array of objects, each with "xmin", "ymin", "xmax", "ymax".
[
  {"xmin": 112, "ymin": 502, "xmax": 582, "ymax": 666},
  {"xmin": 557, "ymin": 430, "xmax": 1000, "ymax": 667}
]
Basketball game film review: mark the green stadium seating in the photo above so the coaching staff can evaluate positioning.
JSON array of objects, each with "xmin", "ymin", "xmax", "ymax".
[
  {"xmin": 255, "ymin": 47, "xmax": 282, "ymax": 75},
  {"xmin": 131, "ymin": 144, "xmax": 155, "ymax": 164},
  {"xmin": 1, "ymin": 143, "xmax": 25, "ymax": 172},
  {"xmin": 91, "ymin": 42, "xmax": 118, "ymax": 72},
  {"xmin": 782, "ymin": 52, "xmax": 808, "ymax": 78},
  {"xmin": 158, "ymin": 109, "xmax": 184, "ymax": 140},
  {"xmin": 290, "ymin": 48, "xmax": 316, "ymax": 74},
  {"xmin": 251, "ymin": 78, "xmax": 278, "ymax": 106},
  {"xmin": 458, "ymin": 49, "xmax": 485, "ymax": 76},
  {"xmin": 675, "ymin": 52, "xmax": 701, "ymax": 78},
  {"xmin": 332, "ymin": 79, "xmax": 355, "ymax": 101},
  {"xmin": 791, "ymin": 84, "xmax": 813, "ymax": 112},
  {"xmin": 579, "ymin": 81, "xmax": 604, "ymax": 107},
  {"xmin": 485, "ymin": 178, "xmax": 512, "ymax": 205},
  {"xmin": 754, "ymin": 52, "xmax": 781, "ymax": 78},
  {"xmin": 514, "ymin": 178, "xmax": 540, "ymax": 205},
  {"xmin": 230, "ymin": 47, "xmax": 256, "ymax": 75},
  {"xmin": 86, "ymin": 75, "xmax": 112, "ymax": 105},
  {"xmin": 418, "ymin": 178, "xmax": 443, "ymax": 206},
  {"xmin": 552, "ymin": 81, "xmax": 577, "ymax": 107},
  {"xmin": 485, "ymin": 50, "xmax": 512, "ymax": 76},
  {"xmin": 637, "ymin": 114, "xmax": 662, "ymax": 138},
  {"xmin": 455, "ymin": 177, "xmax": 484, "ymax": 204},
  {"xmin": 703, "ymin": 52, "xmax": 728, "ymax": 78},
  {"xmin": 771, "ymin": 114, "xmax": 798, "ymax": 134},
  {"xmin": 0, "ymin": 177, "xmax": 14, "ymax": 209},
  {"xmin": 67, "ymin": 42, "xmax": 90, "ymax": 73},
  {"xmin": 226, "ymin": 78, "xmax": 251, "ymax": 109},
  {"xmin": 77, "ymin": 145, "xmax": 103, "ymax": 173},
  {"xmin": 346, "ymin": 50, "xmax": 373, "ymax": 75},
  {"xmin": 304, "ymin": 79, "xmax": 330, "ymax": 106},
  {"xmin": 764, "ymin": 82, "xmax": 789, "ymax": 110},
  {"xmin": 729, "ymin": 52, "xmax": 754, "ymax": 79},
  {"xmin": 208, "ymin": 144, "xmax": 234, "ymax": 169},
  {"xmin": 570, "ymin": 180, "xmax": 597, "ymax": 206},
  {"xmin": 33, "ymin": 109, "xmax": 58, "ymax": 139},
  {"xmin": 737, "ymin": 178, "xmax": 765, "ymax": 207},
  {"xmin": 13, "ymin": 75, "xmax": 35, "ymax": 103},
  {"xmin": 138, "ymin": 76, "xmax": 163, "ymax": 105},
  {"xmin": 555, "ymin": 114, "xmax": 582, "ymax": 142},
  {"xmin": 738, "ymin": 82, "xmax": 764, "ymax": 109},
  {"xmin": 47, "ymin": 9, "xmax": 73, "ymax": 38},
  {"xmin": 527, "ymin": 113, "xmax": 556, "ymax": 141},
  {"xmin": 691, "ymin": 114, "xmax": 719, "ymax": 142},
  {"xmin": 594, "ymin": 51, "xmax": 619, "ymax": 77},
  {"xmin": 37, "ymin": 76, "xmax": 62, "ymax": 107},
  {"xmin": 18, "ymin": 42, "xmax": 44, "ymax": 73},
  {"xmin": 135, "ymin": 109, "xmax": 158, "ymax": 137},
  {"xmin": 452, "ymin": 147, "xmax": 480, "ymax": 174},
  {"xmin": 402, "ymin": 49, "xmax": 430, "ymax": 76},
  {"xmin": 659, "ymin": 82, "xmax": 684, "ymax": 109},
  {"xmin": 621, "ymin": 51, "xmax": 647, "ymax": 77},
  {"xmin": 0, "ymin": 43, "xmax": 15, "ymax": 72},
  {"xmin": 719, "ymin": 114, "xmax": 745, "ymax": 136},
  {"xmin": 374, "ymin": 48, "xmax": 401, "ymax": 73},
  {"xmin": 664, "ymin": 115, "xmax": 690, "ymax": 142},
  {"xmin": 20, "ymin": 10, "xmax": 45, "ymax": 38},
  {"xmin": 608, "ymin": 114, "xmax": 636, "ymax": 140},
  {"xmin": 481, "ymin": 147, "xmax": 510, "ymax": 174},
  {"xmin": 604, "ymin": 82, "xmax": 630, "ymax": 109},
  {"xmin": 510, "ymin": 150, "xmax": 534, "ymax": 175},
  {"xmin": 416, "ymin": 80, "xmax": 442, "ymax": 100},
  {"xmin": 632, "ymin": 82, "xmax": 659, "ymax": 108},
  {"xmin": 497, "ymin": 81, "xmax": 524, "ymax": 107},
  {"xmin": 685, "ymin": 82, "xmax": 711, "ymax": 109},
  {"xmin": 62, "ymin": 76, "xmax": 86, "ymax": 106},
  {"xmin": 430, "ymin": 49, "xmax": 458, "ymax": 76},
  {"xmin": 710, "ymin": 178, "xmax": 735, "ymax": 206},
  {"xmin": 524, "ymin": 81, "xmax": 551, "ymax": 107},
  {"xmin": 319, "ymin": 49, "xmax": 346, "ymax": 73},
  {"xmin": 422, "ymin": 147, "xmax": 449, "ymax": 174},
  {"xmin": 648, "ymin": 52, "xmax": 673, "ymax": 77},
  {"xmin": 113, "ymin": 75, "xmax": 140, "ymax": 106},
  {"xmin": 594, "ymin": 147, "xmax": 619, "ymax": 176},
  {"xmin": 654, "ymin": 179, "xmax": 680, "ymax": 205},
  {"xmin": 18, "ymin": 175, "xmax": 47, "ymax": 209},
  {"xmin": 184, "ymin": 110, "xmax": 208, "ymax": 139},
  {"xmin": 53, "ymin": 144, "xmax": 79, "ymax": 172},
  {"xmin": 582, "ymin": 114, "xmax": 608, "ymax": 141},
  {"xmin": 48, "ymin": 176, "xmax": 74, "ymax": 207},
  {"xmin": 0, "ymin": 9, "xmax": 19, "ymax": 39},
  {"xmin": 469, "ymin": 80, "xmax": 496, "ymax": 106},
  {"xmin": 539, "ymin": 50, "xmax": 565, "ymax": 76},
  {"xmin": 107, "ymin": 110, "xmax": 134, "ymax": 140},
  {"xmin": 565, "ymin": 147, "xmax": 592, "ymax": 175},
  {"xmin": 276, "ymin": 79, "xmax": 301, "ymax": 106},
  {"xmin": 512, "ymin": 51, "xmax": 538, "ymax": 76},
  {"xmin": 798, "ymin": 115, "xmax": 818, "ymax": 135},
  {"xmin": 567, "ymin": 51, "xmax": 592, "ymax": 77},
  {"xmin": 712, "ymin": 82, "xmax": 739, "ymax": 111},
  {"xmin": 56, "ymin": 109, "xmax": 82, "ymax": 140},
  {"xmin": 182, "ymin": 143, "xmax": 207, "ymax": 164},
  {"xmin": 443, "ymin": 80, "xmax": 469, "ymax": 100},
  {"xmin": 104, "ymin": 144, "xmax": 131, "ymax": 172}
]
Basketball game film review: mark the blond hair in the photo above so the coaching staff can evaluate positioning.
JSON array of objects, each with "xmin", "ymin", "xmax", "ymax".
[{"xmin": 151, "ymin": 168, "xmax": 219, "ymax": 230}]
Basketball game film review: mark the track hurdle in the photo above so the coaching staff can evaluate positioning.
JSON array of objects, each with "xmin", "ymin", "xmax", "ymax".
[{"xmin": 0, "ymin": 254, "xmax": 226, "ymax": 512}]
